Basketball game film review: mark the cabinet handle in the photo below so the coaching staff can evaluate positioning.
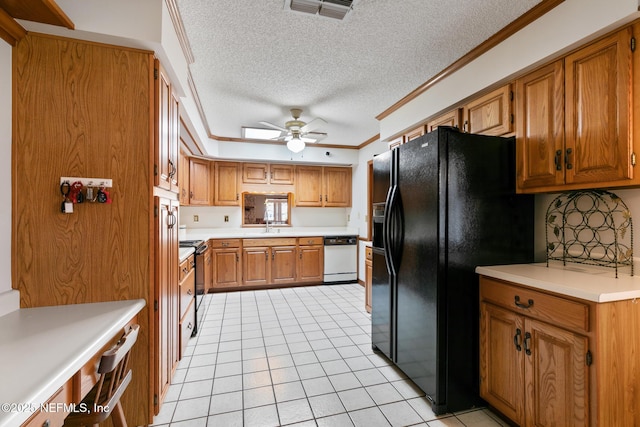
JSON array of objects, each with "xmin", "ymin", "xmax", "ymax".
[
  {"xmin": 513, "ymin": 328, "xmax": 522, "ymax": 352},
  {"xmin": 514, "ymin": 295, "xmax": 534, "ymax": 309},
  {"xmin": 272, "ymin": 251, "xmax": 275, "ymax": 261},
  {"xmin": 236, "ymin": 254, "xmax": 239, "ymax": 262},
  {"xmin": 554, "ymin": 150, "xmax": 562, "ymax": 171},
  {"xmin": 463, "ymin": 120, "xmax": 468, "ymax": 132},
  {"xmin": 565, "ymin": 148, "xmax": 573, "ymax": 170},
  {"xmin": 299, "ymin": 250, "xmax": 302, "ymax": 259},
  {"xmin": 168, "ymin": 159, "xmax": 177, "ymax": 178},
  {"xmin": 319, "ymin": 194, "xmax": 322, "ymax": 202},
  {"xmin": 236, "ymin": 193, "xmax": 239, "ymax": 201},
  {"xmin": 190, "ymin": 191, "xmax": 194, "ymax": 199},
  {"xmin": 182, "ymin": 267, "xmax": 188, "ymax": 274},
  {"xmin": 265, "ymin": 251, "xmax": 268, "ymax": 261},
  {"xmin": 222, "ymin": 242, "xmax": 229, "ymax": 247},
  {"xmin": 523, "ymin": 331, "xmax": 532, "ymax": 356},
  {"xmin": 187, "ymin": 322, "xmax": 193, "ymax": 330},
  {"xmin": 187, "ymin": 289, "xmax": 192, "ymax": 295}
]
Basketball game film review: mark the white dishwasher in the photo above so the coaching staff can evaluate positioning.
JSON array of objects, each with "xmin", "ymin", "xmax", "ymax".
[{"xmin": 323, "ymin": 235, "xmax": 358, "ymax": 283}]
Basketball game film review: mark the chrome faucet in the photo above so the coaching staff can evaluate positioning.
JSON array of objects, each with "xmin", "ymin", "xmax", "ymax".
[{"xmin": 265, "ymin": 217, "xmax": 271, "ymax": 233}]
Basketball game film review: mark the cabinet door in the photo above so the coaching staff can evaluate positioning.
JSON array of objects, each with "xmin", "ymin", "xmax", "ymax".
[
  {"xmin": 155, "ymin": 61, "xmax": 173, "ymax": 191},
  {"xmin": 524, "ymin": 319, "xmax": 589, "ymax": 427},
  {"xmin": 515, "ymin": 60, "xmax": 565, "ymax": 191},
  {"xmin": 212, "ymin": 248, "xmax": 242, "ymax": 288},
  {"xmin": 178, "ymin": 151, "xmax": 190, "ymax": 205},
  {"xmin": 154, "ymin": 197, "xmax": 179, "ymax": 408},
  {"xmin": 295, "ymin": 166, "xmax": 323, "ymax": 206},
  {"xmin": 189, "ymin": 158, "xmax": 211, "ymax": 205},
  {"xmin": 404, "ymin": 125, "xmax": 426, "ymax": 143},
  {"xmin": 243, "ymin": 247, "xmax": 270, "ymax": 286},
  {"xmin": 565, "ymin": 28, "xmax": 633, "ymax": 185},
  {"xmin": 169, "ymin": 90, "xmax": 179, "ymax": 193},
  {"xmin": 480, "ymin": 302, "xmax": 525, "ymax": 426},
  {"xmin": 426, "ymin": 108, "xmax": 461, "ymax": 133},
  {"xmin": 270, "ymin": 164, "xmax": 295, "ymax": 185},
  {"xmin": 298, "ymin": 245, "xmax": 324, "ymax": 283},
  {"xmin": 214, "ymin": 161, "xmax": 241, "ymax": 206},
  {"xmin": 271, "ymin": 245, "xmax": 297, "ymax": 285},
  {"xmin": 243, "ymin": 163, "xmax": 268, "ymax": 184},
  {"xmin": 323, "ymin": 167, "xmax": 352, "ymax": 207},
  {"xmin": 463, "ymin": 84, "xmax": 513, "ymax": 136},
  {"xmin": 203, "ymin": 247, "xmax": 213, "ymax": 292}
]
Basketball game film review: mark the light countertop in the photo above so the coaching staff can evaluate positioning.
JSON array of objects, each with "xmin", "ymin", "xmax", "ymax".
[
  {"xmin": 0, "ymin": 299, "xmax": 146, "ymax": 427},
  {"xmin": 476, "ymin": 263, "xmax": 640, "ymax": 303},
  {"xmin": 182, "ymin": 227, "xmax": 359, "ymax": 241},
  {"xmin": 179, "ymin": 247, "xmax": 195, "ymax": 262}
]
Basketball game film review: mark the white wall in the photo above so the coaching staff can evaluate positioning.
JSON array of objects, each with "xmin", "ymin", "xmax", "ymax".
[
  {"xmin": 180, "ymin": 205, "xmax": 348, "ymax": 229},
  {"xmin": 0, "ymin": 42, "xmax": 11, "ymax": 294}
]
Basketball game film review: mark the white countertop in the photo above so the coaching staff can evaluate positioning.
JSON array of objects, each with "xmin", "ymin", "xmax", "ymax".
[
  {"xmin": 0, "ymin": 299, "xmax": 146, "ymax": 427},
  {"xmin": 476, "ymin": 263, "xmax": 640, "ymax": 303},
  {"xmin": 179, "ymin": 247, "xmax": 195, "ymax": 262},
  {"xmin": 182, "ymin": 226, "xmax": 359, "ymax": 241}
]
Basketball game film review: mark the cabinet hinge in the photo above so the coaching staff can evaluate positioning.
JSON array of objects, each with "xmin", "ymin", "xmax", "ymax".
[
  {"xmin": 586, "ymin": 350, "xmax": 593, "ymax": 366},
  {"xmin": 510, "ymin": 90, "xmax": 514, "ymax": 101},
  {"xmin": 154, "ymin": 300, "xmax": 158, "ymax": 311},
  {"xmin": 154, "ymin": 68, "xmax": 158, "ymax": 80},
  {"xmin": 632, "ymin": 37, "xmax": 636, "ymax": 52},
  {"xmin": 510, "ymin": 113, "xmax": 514, "ymax": 124},
  {"xmin": 632, "ymin": 152, "xmax": 636, "ymax": 166}
]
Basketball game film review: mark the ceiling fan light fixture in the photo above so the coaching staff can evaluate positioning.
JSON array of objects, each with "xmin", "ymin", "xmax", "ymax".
[{"xmin": 287, "ymin": 137, "xmax": 306, "ymax": 153}]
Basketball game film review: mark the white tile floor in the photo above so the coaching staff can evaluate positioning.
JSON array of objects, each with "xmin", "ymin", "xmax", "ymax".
[{"xmin": 151, "ymin": 283, "xmax": 510, "ymax": 427}]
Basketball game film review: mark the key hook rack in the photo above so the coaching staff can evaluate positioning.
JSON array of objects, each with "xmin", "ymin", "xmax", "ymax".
[{"xmin": 59, "ymin": 176, "xmax": 113, "ymax": 213}]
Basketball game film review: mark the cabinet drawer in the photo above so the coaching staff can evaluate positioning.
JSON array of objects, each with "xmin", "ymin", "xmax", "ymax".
[
  {"xmin": 480, "ymin": 277, "xmax": 590, "ymax": 333},
  {"xmin": 180, "ymin": 267, "xmax": 195, "ymax": 319},
  {"xmin": 365, "ymin": 246, "xmax": 372, "ymax": 260},
  {"xmin": 298, "ymin": 236, "xmax": 323, "ymax": 246},
  {"xmin": 180, "ymin": 300, "xmax": 195, "ymax": 359},
  {"xmin": 209, "ymin": 239, "xmax": 241, "ymax": 248},
  {"xmin": 243, "ymin": 238, "xmax": 297, "ymax": 247},
  {"xmin": 179, "ymin": 255, "xmax": 194, "ymax": 282},
  {"xmin": 22, "ymin": 380, "xmax": 72, "ymax": 427}
]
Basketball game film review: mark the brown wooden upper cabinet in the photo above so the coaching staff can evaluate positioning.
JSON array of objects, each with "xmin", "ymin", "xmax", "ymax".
[
  {"xmin": 188, "ymin": 158, "xmax": 212, "ymax": 205},
  {"xmin": 154, "ymin": 60, "xmax": 179, "ymax": 193},
  {"xmin": 462, "ymin": 84, "xmax": 513, "ymax": 136},
  {"xmin": 516, "ymin": 25, "xmax": 637, "ymax": 193},
  {"xmin": 403, "ymin": 125, "xmax": 427, "ymax": 143},
  {"xmin": 295, "ymin": 166, "xmax": 352, "ymax": 207},
  {"xmin": 178, "ymin": 150, "xmax": 190, "ymax": 205},
  {"xmin": 242, "ymin": 163, "xmax": 295, "ymax": 185},
  {"xmin": 426, "ymin": 108, "xmax": 462, "ymax": 133},
  {"xmin": 214, "ymin": 161, "xmax": 241, "ymax": 206}
]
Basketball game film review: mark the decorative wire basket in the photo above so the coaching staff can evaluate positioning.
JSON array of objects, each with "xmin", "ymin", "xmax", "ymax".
[{"xmin": 546, "ymin": 190, "xmax": 633, "ymax": 278}]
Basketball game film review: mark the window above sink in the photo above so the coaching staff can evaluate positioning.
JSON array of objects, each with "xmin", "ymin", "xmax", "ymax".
[{"xmin": 242, "ymin": 192, "xmax": 292, "ymax": 227}]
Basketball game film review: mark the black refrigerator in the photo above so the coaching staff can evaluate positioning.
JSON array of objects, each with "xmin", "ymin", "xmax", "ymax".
[{"xmin": 371, "ymin": 127, "xmax": 534, "ymax": 414}]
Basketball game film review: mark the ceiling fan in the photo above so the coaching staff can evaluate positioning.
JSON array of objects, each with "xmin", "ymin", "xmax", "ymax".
[{"xmin": 259, "ymin": 108, "xmax": 327, "ymax": 153}]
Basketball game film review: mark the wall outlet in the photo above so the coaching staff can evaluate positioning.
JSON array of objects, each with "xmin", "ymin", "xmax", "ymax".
[
  {"xmin": 193, "ymin": 215, "xmax": 199, "ymax": 222},
  {"xmin": 224, "ymin": 215, "xmax": 229, "ymax": 222}
]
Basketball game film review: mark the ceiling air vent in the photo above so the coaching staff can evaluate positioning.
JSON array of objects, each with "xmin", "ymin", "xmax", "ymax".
[{"xmin": 287, "ymin": 0, "xmax": 354, "ymax": 20}]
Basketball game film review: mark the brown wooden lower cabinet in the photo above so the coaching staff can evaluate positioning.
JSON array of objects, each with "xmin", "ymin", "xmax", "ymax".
[
  {"xmin": 297, "ymin": 237, "xmax": 324, "ymax": 283},
  {"xmin": 210, "ymin": 239, "xmax": 242, "ymax": 289},
  {"xmin": 479, "ymin": 275, "xmax": 640, "ymax": 427}
]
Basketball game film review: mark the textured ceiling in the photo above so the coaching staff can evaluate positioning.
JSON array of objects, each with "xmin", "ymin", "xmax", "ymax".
[{"xmin": 177, "ymin": 0, "xmax": 541, "ymax": 147}]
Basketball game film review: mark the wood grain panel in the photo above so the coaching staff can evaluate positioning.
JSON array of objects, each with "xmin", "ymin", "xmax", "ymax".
[
  {"xmin": 595, "ymin": 300, "xmax": 640, "ymax": 426},
  {"xmin": 565, "ymin": 28, "xmax": 633, "ymax": 184},
  {"xmin": 13, "ymin": 34, "xmax": 153, "ymax": 426},
  {"xmin": 480, "ymin": 277, "xmax": 589, "ymax": 333},
  {"xmin": 515, "ymin": 60, "xmax": 565, "ymax": 190}
]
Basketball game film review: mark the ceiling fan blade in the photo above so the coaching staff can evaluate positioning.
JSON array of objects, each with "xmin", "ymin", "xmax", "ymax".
[
  {"xmin": 259, "ymin": 121, "xmax": 288, "ymax": 132},
  {"xmin": 301, "ymin": 136, "xmax": 317, "ymax": 143},
  {"xmin": 300, "ymin": 117, "xmax": 326, "ymax": 133}
]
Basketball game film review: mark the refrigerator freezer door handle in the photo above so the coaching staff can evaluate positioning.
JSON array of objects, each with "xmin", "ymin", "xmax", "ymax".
[{"xmin": 383, "ymin": 185, "xmax": 397, "ymax": 276}]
